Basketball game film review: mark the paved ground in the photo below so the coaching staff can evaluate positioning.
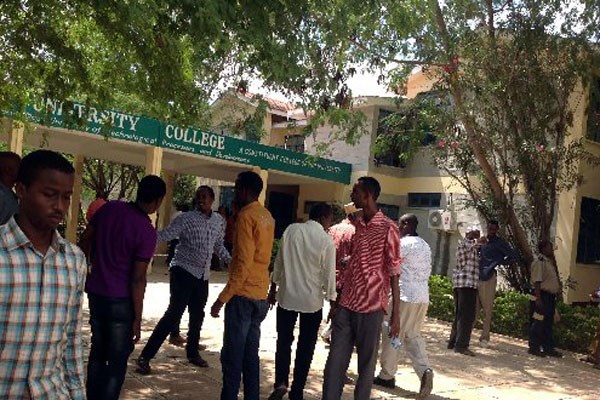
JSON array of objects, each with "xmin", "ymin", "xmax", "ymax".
[{"xmin": 82, "ymin": 262, "xmax": 599, "ymax": 399}]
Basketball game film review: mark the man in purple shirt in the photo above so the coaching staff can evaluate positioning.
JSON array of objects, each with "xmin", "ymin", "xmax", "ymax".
[{"xmin": 80, "ymin": 175, "xmax": 166, "ymax": 400}]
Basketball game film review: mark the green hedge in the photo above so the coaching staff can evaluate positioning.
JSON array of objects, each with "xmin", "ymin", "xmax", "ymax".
[{"xmin": 427, "ymin": 275, "xmax": 599, "ymax": 353}]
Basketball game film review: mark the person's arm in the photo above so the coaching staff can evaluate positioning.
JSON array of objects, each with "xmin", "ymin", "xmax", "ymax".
[
  {"xmin": 157, "ymin": 214, "xmax": 185, "ymax": 243},
  {"xmin": 212, "ymin": 213, "xmax": 256, "ymax": 317},
  {"xmin": 389, "ymin": 274, "xmax": 401, "ymax": 337},
  {"xmin": 530, "ymin": 259, "xmax": 544, "ymax": 311},
  {"xmin": 386, "ymin": 224, "xmax": 401, "ymax": 337},
  {"xmin": 78, "ymin": 224, "xmax": 94, "ymax": 261},
  {"xmin": 268, "ymin": 234, "xmax": 285, "ymax": 308},
  {"xmin": 323, "ymin": 238, "xmax": 337, "ymax": 302},
  {"xmin": 62, "ymin": 254, "xmax": 87, "ymax": 399},
  {"xmin": 213, "ymin": 217, "xmax": 232, "ymax": 264},
  {"xmin": 499, "ymin": 238, "xmax": 519, "ymax": 264},
  {"xmin": 131, "ymin": 260, "xmax": 149, "ymax": 343}
]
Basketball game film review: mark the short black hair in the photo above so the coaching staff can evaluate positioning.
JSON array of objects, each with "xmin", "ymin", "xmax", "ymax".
[
  {"xmin": 237, "ymin": 171, "xmax": 263, "ymax": 197},
  {"xmin": 488, "ymin": 219, "xmax": 499, "ymax": 227},
  {"xmin": 17, "ymin": 150, "xmax": 74, "ymax": 186},
  {"xmin": 136, "ymin": 175, "xmax": 166, "ymax": 203},
  {"xmin": 0, "ymin": 151, "xmax": 21, "ymax": 164},
  {"xmin": 400, "ymin": 213, "xmax": 418, "ymax": 227},
  {"xmin": 357, "ymin": 176, "xmax": 381, "ymax": 200},
  {"xmin": 309, "ymin": 202, "xmax": 333, "ymax": 221},
  {"xmin": 197, "ymin": 185, "xmax": 215, "ymax": 199}
]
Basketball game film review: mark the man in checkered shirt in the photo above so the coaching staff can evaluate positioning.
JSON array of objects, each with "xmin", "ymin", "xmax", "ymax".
[
  {"xmin": 0, "ymin": 150, "xmax": 87, "ymax": 399},
  {"xmin": 448, "ymin": 226, "xmax": 484, "ymax": 356}
]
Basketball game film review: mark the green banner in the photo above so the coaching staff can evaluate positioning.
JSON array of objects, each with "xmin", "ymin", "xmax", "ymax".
[{"xmin": 20, "ymin": 99, "xmax": 352, "ymax": 184}]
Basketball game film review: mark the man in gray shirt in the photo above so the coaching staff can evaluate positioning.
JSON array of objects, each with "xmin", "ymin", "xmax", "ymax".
[{"xmin": 0, "ymin": 151, "xmax": 21, "ymax": 224}]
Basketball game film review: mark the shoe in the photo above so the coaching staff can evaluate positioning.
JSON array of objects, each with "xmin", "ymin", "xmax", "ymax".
[
  {"xmin": 188, "ymin": 355, "xmax": 209, "ymax": 368},
  {"xmin": 528, "ymin": 349, "xmax": 546, "ymax": 358},
  {"xmin": 267, "ymin": 387, "xmax": 288, "ymax": 400},
  {"xmin": 417, "ymin": 368, "xmax": 434, "ymax": 399},
  {"xmin": 198, "ymin": 343, "xmax": 207, "ymax": 351},
  {"xmin": 168, "ymin": 334, "xmax": 186, "ymax": 347},
  {"xmin": 373, "ymin": 376, "xmax": 395, "ymax": 389},
  {"xmin": 455, "ymin": 348, "xmax": 476, "ymax": 356},
  {"xmin": 135, "ymin": 356, "xmax": 151, "ymax": 375},
  {"xmin": 479, "ymin": 340, "xmax": 490, "ymax": 348},
  {"xmin": 545, "ymin": 349, "xmax": 563, "ymax": 358},
  {"xmin": 447, "ymin": 342, "xmax": 455, "ymax": 350}
]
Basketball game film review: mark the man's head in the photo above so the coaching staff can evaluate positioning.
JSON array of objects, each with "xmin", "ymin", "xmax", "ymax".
[
  {"xmin": 195, "ymin": 185, "xmax": 215, "ymax": 215},
  {"xmin": 15, "ymin": 150, "xmax": 75, "ymax": 231},
  {"xmin": 135, "ymin": 175, "xmax": 166, "ymax": 214},
  {"xmin": 350, "ymin": 176, "xmax": 380, "ymax": 209},
  {"xmin": 399, "ymin": 213, "xmax": 418, "ymax": 236},
  {"xmin": 309, "ymin": 202, "xmax": 334, "ymax": 230},
  {"xmin": 95, "ymin": 190, "xmax": 108, "ymax": 200},
  {"xmin": 465, "ymin": 225, "xmax": 481, "ymax": 240},
  {"xmin": 0, "ymin": 151, "xmax": 21, "ymax": 188},
  {"xmin": 234, "ymin": 171, "xmax": 263, "ymax": 207},
  {"xmin": 538, "ymin": 239, "xmax": 554, "ymax": 258},
  {"xmin": 486, "ymin": 220, "xmax": 499, "ymax": 238}
]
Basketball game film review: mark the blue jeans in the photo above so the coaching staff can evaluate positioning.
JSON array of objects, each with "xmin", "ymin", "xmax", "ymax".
[
  {"xmin": 220, "ymin": 296, "xmax": 269, "ymax": 400},
  {"xmin": 86, "ymin": 293, "xmax": 134, "ymax": 400}
]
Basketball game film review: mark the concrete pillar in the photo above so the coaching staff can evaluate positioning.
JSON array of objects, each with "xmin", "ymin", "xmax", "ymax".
[
  {"xmin": 251, "ymin": 166, "xmax": 269, "ymax": 205},
  {"xmin": 145, "ymin": 146, "xmax": 163, "ymax": 272},
  {"xmin": 66, "ymin": 154, "xmax": 85, "ymax": 243},
  {"xmin": 155, "ymin": 171, "xmax": 176, "ymax": 254},
  {"xmin": 2, "ymin": 119, "xmax": 24, "ymax": 155}
]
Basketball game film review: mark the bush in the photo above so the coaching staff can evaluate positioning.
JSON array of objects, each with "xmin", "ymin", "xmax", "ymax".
[{"xmin": 427, "ymin": 274, "xmax": 600, "ymax": 353}]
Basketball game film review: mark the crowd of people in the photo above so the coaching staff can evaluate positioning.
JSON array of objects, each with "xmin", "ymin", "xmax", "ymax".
[{"xmin": 0, "ymin": 148, "xmax": 599, "ymax": 400}]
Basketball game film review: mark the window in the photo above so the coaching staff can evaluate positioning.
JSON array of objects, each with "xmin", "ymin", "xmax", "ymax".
[
  {"xmin": 378, "ymin": 204, "xmax": 400, "ymax": 221},
  {"xmin": 576, "ymin": 197, "xmax": 600, "ymax": 265},
  {"xmin": 587, "ymin": 78, "xmax": 600, "ymax": 143},
  {"xmin": 375, "ymin": 109, "xmax": 404, "ymax": 167},
  {"xmin": 284, "ymin": 134, "xmax": 305, "ymax": 153},
  {"xmin": 408, "ymin": 193, "xmax": 442, "ymax": 208}
]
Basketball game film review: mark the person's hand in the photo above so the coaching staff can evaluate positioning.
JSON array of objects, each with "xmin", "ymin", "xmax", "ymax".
[
  {"xmin": 211, "ymin": 299, "xmax": 224, "ymax": 318},
  {"xmin": 267, "ymin": 289, "xmax": 277, "ymax": 310},
  {"xmin": 327, "ymin": 301, "xmax": 338, "ymax": 323},
  {"xmin": 389, "ymin": 314, "xmax": 400, "ymax": 338},
  {"xmin": 132, "ymin": 319, "xmax": 142, "ymax": 343},
  {"xmin": 535, "ymin": 298, "xmax": 544, "ymax": 313},
  {"xmin": 478, "ymin": 236, "xmax": 489, "ymax": 245}
]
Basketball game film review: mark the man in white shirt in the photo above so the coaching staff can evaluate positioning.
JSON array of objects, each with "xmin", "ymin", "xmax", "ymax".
[
  {"xmin": 267, "ymin": 202, "xmax": 337, "ymax": 400},
  {"xmin": 374, "ymin": 214, "xmax": 434, "ymax": 400}
]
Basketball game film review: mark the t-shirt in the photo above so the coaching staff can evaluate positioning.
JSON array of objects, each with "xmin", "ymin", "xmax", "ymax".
[
  {"xmin": 398, "ymin": 236, "xmax": 432, "ymax": 304},
  {"xmin": 85, "ymin": 201, "xmax": 157, "ymax": 298},
  {"xmin": 530, "ymin": 254, "xmax": 561, "ymax": 295}
]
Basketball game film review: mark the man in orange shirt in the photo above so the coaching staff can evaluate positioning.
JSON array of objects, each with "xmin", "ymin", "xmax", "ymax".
[{"xmin": 211, "ymin": 171, "xmax": 275, "ymax": 400}]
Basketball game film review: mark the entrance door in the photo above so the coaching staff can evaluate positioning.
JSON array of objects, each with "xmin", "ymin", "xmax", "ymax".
[{"xmin": 267, "ymin": 191, "xmax": 296, "ymax": 239}]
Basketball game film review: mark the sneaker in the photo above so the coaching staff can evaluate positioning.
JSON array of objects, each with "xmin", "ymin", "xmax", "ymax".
[
  {"xmin": 373, "ymin": 376, "xmax": 395, "ymax": 389},
  {"xmin": 267, "ymin": 386, "xmax": 288, "ymax": 400},
  {"xmin": 479, "ymin": 340, "xmax": 490, "ymax": 348},
  {"xmin": 188, "ymin": 355, "xmax": 209, "ymax": 368},
  {"xmin": 417, "ymin": 368, "xmax": 434, "ymax": 399},
  {"xmin": 168, "ymin": 334, "xmax": 186, "ymax": 347},
  {"xmin": 545, "ymin": 349, "xmax": 563, "ymax": 358},
  {"xmin": 528, "ymin": 349, "xmax": 546, "ymax": 358},
  {"xmin": 455, "ymin": 348, "xmax": 476, "ymax": 357},
  {"xmin": 135, "ymin": 356, "xmax": 151, "ymax": 375}
]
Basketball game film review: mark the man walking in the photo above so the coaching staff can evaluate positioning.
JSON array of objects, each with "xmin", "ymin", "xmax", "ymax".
[
  {"xmin": 210, "ymin": 171, "xmax": 275, "ymax": 400},
  {"xmin": 477, "ymin": 220, "xmax": 518, "ymax": 347},
  {"xmin": 136, "ymin": 185, "xmax": 231, "ymax": 373},
  {"xmin": 448, "ymin": 226, "xmax": 484, "ymax": 356},
  {"xmin": 267, "ymin": 202, "xmax": 337, "ymax": 400},
  {"xmin": 374, "ymin": 214, "xmax": 433, "ymax": 399},
  {"xmin": 0, "ymin": 151, "xmax": 21, "ymax": 224},
  {"xmin": 322, "ymin": 176, "xmax": 401, "ymax": 400},
  {"xmin": 82, "ymin": 175, "xmax": 166, "ymax": 400},
  {"xmin": 528, "ymin": 240, "xmax": 563, "ymax": 358},
  {"xmin": 0, "ymin": 150, "xmax": 87, "ymax": 399}
]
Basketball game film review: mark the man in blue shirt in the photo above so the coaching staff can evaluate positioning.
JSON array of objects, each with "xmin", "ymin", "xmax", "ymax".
[{"xmin": 477, "ymin": 220, "xmax": 518, "ymax": 347}]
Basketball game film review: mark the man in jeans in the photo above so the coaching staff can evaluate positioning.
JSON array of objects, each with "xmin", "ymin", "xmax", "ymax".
[
  {"xmin": 136, "ymin": 186, "xmax": 231, "ymax": 373},
  {"xmin": 82, "ymin": 175, "xmax": 166, "ymax": 400},
  {"xmin": 322, "ymin": 176, "xmax": 401, "ymax": 400},
  {"xmin": 210, "ymin": 171, "xmax": 275, "ymax": 400},
  {"xmin": 267, "ymin": 202, "xmax": 337, "ymax": 400},
  {"xmin": 477, "ymin": 220, "xmax": 518, "ymax": 347}
]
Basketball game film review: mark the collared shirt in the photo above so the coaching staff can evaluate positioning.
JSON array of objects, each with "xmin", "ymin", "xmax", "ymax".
[
  {"xmin": 218, "ymin": 201, "xmax": 275, "ymax": 303},
  {"xmin": 453, "ymin": 239, "xmax": 480, "ymax": 289},
  {"xmin": 479, "ymin": 236, "xmax": 518, "ymax": 281},
  {"xmin": 328, "ymin": 218, "xmax": 356, "ymax": 289},
  {"xmin": 530, "ymin": 254, "xmax": 561, "ymax": 294},
  {"xmin": 85, "ymin": 201, "xmax": 157, "ymax": 298},
  {"xmin": 158, "ymin": 210, "xmax": 231, "ymax": 280},
  {"xmin": 339, "ymin": 211, "xmax": 401, "ymax": 313},
  {"xmin": 399, "ymin": 236, "xmax": 432, "ymax": 304},
  {"xmin": 272, "ymin": 220, "xmax": 337, "ymax": 313},
  {"xmin": 0, "ymin": 183, "xmax": 18, "ymax": 225},
  {"xmin": 0, "ymin": 218, "xmax": 87, "ymax": 399}
]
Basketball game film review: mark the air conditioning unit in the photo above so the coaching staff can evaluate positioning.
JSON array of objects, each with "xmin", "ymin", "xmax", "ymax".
[
  {"xmin": 441, "ymin": 210, "xmax": 457, "ymax": 231},
  {"xmin": 428, "ymin": 210, "xmax": 444, "ymax": 230}
]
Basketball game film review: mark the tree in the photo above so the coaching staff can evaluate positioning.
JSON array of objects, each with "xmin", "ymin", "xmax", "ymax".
[{"xmin": 82, "ymin": 158, "xmax": 143, "ymax": 200}]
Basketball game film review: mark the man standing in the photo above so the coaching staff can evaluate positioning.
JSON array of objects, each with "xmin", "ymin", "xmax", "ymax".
[
  {"xmin": 374, "ymin": 214, "xmax": 433, "ymax": 399},
  {"xmin": 82, "ymin": 175, "xmax": 166, "ymax": 400},
  {"xmin": 267, "ymin": 202, "xmax": 337, "ymax": 400},
  {"xmin": 477, "ymin": 220, "xmax": 518, "ymax": 347},
  {"xmin": 322, "ymin": 176, "xmax": 401, "ymax": 400},
  {"xmin": 528, "ymin": 240, "xmax": 563, "ymax": 358},
  {"xmin": 448, "ymin": 226, "xmax": 484, "ymax": 356},
  {"xmin": 0, "ymin": 150, "xmax": 87, "ymax": 398},
  {"xmin": 0, "ymin": 151, "xmax": 21, "ymax": 224},
  {"xmin": 210, "ymin": 171, "xmax": 275, "ymax": 400},
  {"xmin": 136, "ymin": 186, "xmax": 231, "ymax": 373}
]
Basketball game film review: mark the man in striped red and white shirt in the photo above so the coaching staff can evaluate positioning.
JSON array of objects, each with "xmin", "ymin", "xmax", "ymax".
[{"xmin": 322, "ymin": 176, "xmax": 401, "ymax": 400}]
